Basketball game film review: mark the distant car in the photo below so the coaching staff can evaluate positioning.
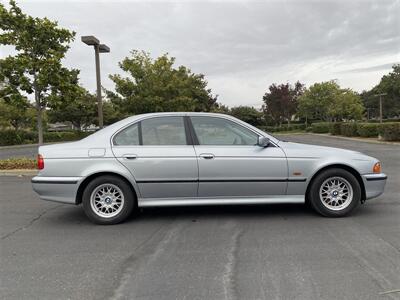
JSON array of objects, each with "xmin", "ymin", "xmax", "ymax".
[{"xmin": 32, "ymin": 112, "xmax": 387, "ymax": 224}]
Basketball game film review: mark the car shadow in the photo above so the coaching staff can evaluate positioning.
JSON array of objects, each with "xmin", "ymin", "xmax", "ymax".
[
  {"xmin": 50, "ymin": 202, "xmax": 378, "ymax": 226},
  {"xmin": 138, "ymin": 203, "xmax": 312, "ymax": 219},
  {"xmin": 51, "ymin": 203, "xmax": 315, "ymax": 225},
  {"xmin": 131, "ymin": 203, "xmax": 330, "ymax": 225}
]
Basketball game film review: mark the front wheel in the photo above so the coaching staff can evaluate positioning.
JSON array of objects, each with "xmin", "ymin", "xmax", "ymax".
[
  {"xmin": 82, "ymin": 175, "xmax": 135, "ymax": 225},
  {"xmin": 308, "ymin": 168, "xmax": 361, "ymax": 217}
]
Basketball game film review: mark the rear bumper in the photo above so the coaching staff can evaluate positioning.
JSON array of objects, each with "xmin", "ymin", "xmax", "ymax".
[
  {"xmin": 362, "ymin": 173, "xmax": 387, "ymax": 200},
  {"xmin": 31, "ymin": 176, "xmax": 82, "ymax": 204}
]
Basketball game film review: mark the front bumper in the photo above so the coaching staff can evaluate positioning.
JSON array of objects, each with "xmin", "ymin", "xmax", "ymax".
[
  {"xmin": 31, "ymin": 176, "xmax": 82, "ymax": 204},
  {"xmin": 362, "ymin": 173, "xmax": 387, "ymax": 200}
]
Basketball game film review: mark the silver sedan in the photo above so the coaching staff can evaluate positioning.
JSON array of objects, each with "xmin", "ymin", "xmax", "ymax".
[{"xmin": 32, "ymin": 112, "xmax": 387, "ymax": 224}]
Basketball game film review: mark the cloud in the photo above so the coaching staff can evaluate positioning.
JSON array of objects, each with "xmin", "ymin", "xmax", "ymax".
[
  {"xmin": 2, "ymin": 0, "xmax": 399, "ymax": 107},
  {"xmin": 340, "ymin": 62, "xmax": 397, "ymax": 73}
]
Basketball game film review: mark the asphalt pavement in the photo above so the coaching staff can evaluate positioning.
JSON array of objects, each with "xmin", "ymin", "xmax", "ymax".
[
  {"xmin": 0, "ymin": 144, "xmax": 39, "ymax": 159},
  {"xmin": 1, "ymin": 134, "xmax": 399, "ymax": 300}
]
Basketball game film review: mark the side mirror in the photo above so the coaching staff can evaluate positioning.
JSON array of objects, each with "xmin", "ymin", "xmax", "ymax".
[{"xmin": 257, "ymin": 136, "xmax": 270, "ymax": 147}]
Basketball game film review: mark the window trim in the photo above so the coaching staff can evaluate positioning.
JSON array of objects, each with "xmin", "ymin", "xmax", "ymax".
[
  {"xmin": 184, "ymin": 116, "xmax": 196, "ymax": 145},
  {"xmin": 138, "ymin": 121, "xmax": 143, "ymax": 145},
  {"xmin": 112, "ymin": 116, "xmax": 191, "ymax": 147},
  {"xmin": 186, "ymin": 116, "xmax": 199, "ymax": 145},
  {"xmin": 188, "ymin": 116, "xmax": 262, "ymax": 147}
]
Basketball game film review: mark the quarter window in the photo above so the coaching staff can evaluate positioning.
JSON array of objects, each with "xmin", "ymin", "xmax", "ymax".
[
  {"xmin": 113, "ymin": 123, "xmax": 139, "ymax": 146},
  {"xmin": 190, "ymin": 116, "xmax": 258, "ymax": 145},
  {"xmin": 141, "ymin": 117, "xmax": 187, "ymax": 145}
]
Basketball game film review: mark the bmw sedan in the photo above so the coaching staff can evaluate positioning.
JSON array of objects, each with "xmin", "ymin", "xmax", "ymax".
[{"xmin": 32, "ymin": 112, "xmax": 387, "ymax": 224}]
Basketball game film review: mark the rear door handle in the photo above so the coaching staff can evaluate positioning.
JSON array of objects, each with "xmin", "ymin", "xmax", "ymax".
[
  {"xmin": 199, "ymin": 153, "xmax": 215, "ymax": 159},
  {"xmin": 122, "ymin": 154, "xmax": 137, "ymax": 160}
]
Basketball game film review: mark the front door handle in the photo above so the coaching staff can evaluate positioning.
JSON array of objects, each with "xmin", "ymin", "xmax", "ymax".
[
  {"xmin": 122, "ymin": 154, "xmax": 137, "ymax": 160},
  {"xmin": 199, "ymin": 153, "xmax": 215, "ymax": 159}
]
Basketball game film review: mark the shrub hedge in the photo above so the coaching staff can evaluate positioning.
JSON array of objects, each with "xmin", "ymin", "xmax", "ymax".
[
  {"xmin": 357, "ymin": 123, "xmax": 380, "ymax": 138},
  {"xmin": 43, "ymin": 131, "xmax": 91, "ymax": 143},
  {"xmin": 0, "ymin": 130, "xmax": 36, "ymax": 146},
  {"xmin": 260, "ymin": 124, "xmax": 306, "ymax": 133},
  {"xmin": 307, "ymin": 122, "xmax": 400, "ymax": 141},
  {"xmin": 329, "ymin": 122, "xmax": 342, "ymax": 135},
  {"xmin": 311, "ymin": 122, "xmax": 330, "ymax": 133},
  {"xmin": 340, "ymin": 123, "xmax": 358, "ymax": 137},
  {"xmin": 0, "ymin": 130, "xmax": 92, "ymax": 146},
  {"xmin": 261, "ymin": 122, "xmax": 400, "ymax": 141},
  {"xmin": 378, "ymin": 122, "xmax": 400, "ymax": 141}
]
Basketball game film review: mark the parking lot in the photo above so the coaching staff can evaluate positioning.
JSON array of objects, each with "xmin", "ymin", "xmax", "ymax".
[{"xmin": 1, "ymin": 134, "xmax": 399, "ymax": 300}]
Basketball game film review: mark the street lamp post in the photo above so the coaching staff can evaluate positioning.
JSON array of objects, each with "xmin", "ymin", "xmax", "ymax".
[
  {"xmin": 373, "ymin": 93, "xmax": 387, "ymax": 123},
  {"xmin": 81, "ymin": 36, "xmax": 110, "ymax": 129}
]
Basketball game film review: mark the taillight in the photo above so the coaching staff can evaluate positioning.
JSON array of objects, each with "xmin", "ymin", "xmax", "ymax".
[
  {"xmin": 373, "ymin": 162, "xmax": 381, "ymax": 174},
  {"xmin": 37, "ymin": 154, "xmax": 44, "ymax": 170}
]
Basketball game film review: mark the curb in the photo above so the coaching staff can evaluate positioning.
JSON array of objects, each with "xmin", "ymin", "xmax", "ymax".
[
  {"xmin": 305, "ymin": 133, "xmax": 400, "ymax": 145},
  {"xmin": 0, "ymin": 169, "xmax": 38, "ymax": 177}
]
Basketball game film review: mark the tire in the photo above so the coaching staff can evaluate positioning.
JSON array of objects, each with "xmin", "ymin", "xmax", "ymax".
[
  {"xmin": 82, "ymin": 175, "xmax": 135, "ymax": 225},
  {"xmin": 308, "ymin": 168, "xmax": 361, "ymax": 217}
]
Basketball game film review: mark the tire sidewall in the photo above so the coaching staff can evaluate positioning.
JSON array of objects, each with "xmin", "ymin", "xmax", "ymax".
[
  {"xmin": 309, "ymin": 168, "xmax": 361, "ymax": 217},
  {"xmin": 82, "ymin": 176, "xmax": 135, "ymax": 225}
]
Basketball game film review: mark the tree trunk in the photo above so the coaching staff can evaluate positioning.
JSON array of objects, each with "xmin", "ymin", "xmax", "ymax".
[
  {"xmin": 34, "ymin": 79, "xmax": 43, "ymax": 145},
  {"xmin": 36, "ymin": 102, "xmax": 43, "ymax": 145},
  {"xmin": 73, "ymin": 121, "xmax": 81, "ymax": 131}
]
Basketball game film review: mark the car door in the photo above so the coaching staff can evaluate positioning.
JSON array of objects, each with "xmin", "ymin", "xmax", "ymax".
[
  {"xmin": 189, "ymin": 116, "xmax": 288, "ymax": 198},
  {"xmin": 111, "ymin": 116, "xmax": 198, "ymax": 199}
]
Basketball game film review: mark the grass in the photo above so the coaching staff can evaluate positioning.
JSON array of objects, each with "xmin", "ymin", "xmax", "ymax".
[{"xmin": 0, "ymin": 157, "xmax": 36, "ymax": 170}]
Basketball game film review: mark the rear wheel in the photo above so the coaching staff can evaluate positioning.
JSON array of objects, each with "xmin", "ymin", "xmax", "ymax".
[
  {"xmin": 82, "ymin": 175, "xmax": 135, "ymax": 225},
  {"xmin": 308, "ymin": 168, "xmax": 361, "ymax": 217}
]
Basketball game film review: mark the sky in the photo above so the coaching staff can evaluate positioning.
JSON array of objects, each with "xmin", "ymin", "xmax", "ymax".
[{"xmin": 1, "ymin": 0, "xmax": 399, "ymax": 108}]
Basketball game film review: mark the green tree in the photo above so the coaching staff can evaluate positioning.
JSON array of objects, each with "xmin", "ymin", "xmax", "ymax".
[
  {"xmin": 230, "ymin": 106, "xmax": 264, "ymax": 126},
  {"xmin": 297, "ymin": 81, "xmax": 337, "ymax": 122},
  {"xmin": 0, "ymin": 99, "xmax": 34, "ymax": 129},
  {"xmin": 210, "ymin": 103, "xmax": 230, "ymax": 114},
  {"xmin": 262, "ymin": 82, "xmax": 304, "ymax": 126},
  {"xmin": 361, "ymin": 64, "xmax": 400, "ymax": 119},
  {"xmin": 107, "ymin": 51, "xmax": 218, "ymax": 115},
  {"xmin": 328, "ymin": 89, "xmax": 364, "ymax": 121},
  {"xmin": 298, "ymin": 81, "xmax": 364, "ymax": 122},
  {"xmin": 48, "ymin": 87, "xmax": 97, "ymax": 130},
  {"xmin": 0, "ymin": 78, "xmax": 30, "ymax": 129},
  {"xmin": 0, "ymin": 1, "xmax": 76, "ymax": 144},
  {"xmin": 102, "ymin": 101, "xmax": 123, "ymax": 125}
]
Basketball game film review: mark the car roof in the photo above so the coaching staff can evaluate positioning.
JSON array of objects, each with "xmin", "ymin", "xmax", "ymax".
[{"xmin": 127, "ymin": 112, "xmax": 228, "ymax": 117}]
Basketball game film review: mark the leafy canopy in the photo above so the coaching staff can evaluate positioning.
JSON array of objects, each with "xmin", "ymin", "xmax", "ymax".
[
  {"xmin": 230, "ymin": 106, "xmax": 264, "ymax": 126},
  {"xmin": 107, "ymin": 50, "xmax": 218, "ymax": 116},
  {"xmin": 0, "ymin": 0, "xmax": 77, "ymax": 143},
  {"xmin": 262, "ymin": 82, "xmax": 304, "ymax": 125},
  {"xmin": 298, "ymin": 81, "xmax": 364, "ymax": 121},
  {"xmin": 361, "ymin": 64, "xmax": 400, "ymax": 119},
  {"xmin": 47, "ymin": 87, "xmax": 97, "ymax": 129},
  {"xmin": 0, "ymin": 0, "xmax": 76, "ymax": 100}
]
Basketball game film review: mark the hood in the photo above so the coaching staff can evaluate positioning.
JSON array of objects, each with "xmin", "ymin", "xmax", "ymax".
[{"xmin": 278, "ymin": 141, "xmax": 369, "ymax": 159}]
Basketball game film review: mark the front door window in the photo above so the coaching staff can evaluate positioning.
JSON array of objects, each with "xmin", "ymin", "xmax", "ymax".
[{"xmin": 190, "ymin": 116, "xmax": 258, "ymax": 145}]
